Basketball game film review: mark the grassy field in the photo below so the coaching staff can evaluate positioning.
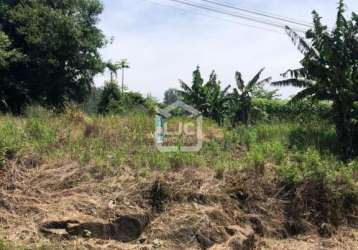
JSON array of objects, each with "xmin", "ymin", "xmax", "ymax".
[
  {"xmin": 0, "ymin": 107, "xmax": 357, "ymax": 249},
  {"xmin": 0, "ymin": 106, "xmax": 355, "ymax": 182}
]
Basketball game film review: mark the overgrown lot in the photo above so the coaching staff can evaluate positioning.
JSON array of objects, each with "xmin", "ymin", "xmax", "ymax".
[{"xmin": 0, "ymin": 107, "xmax": 357, "ymax": 249}]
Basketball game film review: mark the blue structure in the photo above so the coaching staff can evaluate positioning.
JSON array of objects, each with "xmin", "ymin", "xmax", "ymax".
[{"xmin": 155, "ymin": 115, "xmax": 164, "ymax": 144}]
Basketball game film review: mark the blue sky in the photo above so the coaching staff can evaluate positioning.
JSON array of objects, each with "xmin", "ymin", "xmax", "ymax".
[{"xmin": 95, "ymin": 0, "xmax": 358, "ymax": 100}]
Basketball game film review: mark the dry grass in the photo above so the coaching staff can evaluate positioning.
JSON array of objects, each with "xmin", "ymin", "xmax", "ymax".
[{"xmin": 0, "ymin": 158, "xmax": 357, "ymax": 249}]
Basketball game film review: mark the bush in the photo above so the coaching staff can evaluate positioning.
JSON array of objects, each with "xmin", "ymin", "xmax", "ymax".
[
  {"xmin": 25, "ymin": 119, "xmax": 56, "ymax": 144},
  {"xmin": 288, "ymin": 122, "xmax": 337, "ymax": 154},
  {"xmin": 278, "ymin": 148, "xmax": 356, "ymax": 186},
  {"xmin": 97, "ymin": 82, "xmax": 157, "ymax": 115},
  {"xmin": 24, "ymin": 106, "xmax": 54, "ymax": 120},
  {"xmin": 245, "ymin": 140, "xmax": 285, "ymax": 167},
  {"xmin": 252, "ymin": 98, "xmax": 331, "ymax": 122},
  {"xmin": 277, "ymin": 149, "xmax": 357, "ymax": 226},
  {"xmin": 0, "ymin": 121, "xmax": 24, "ymax": 165},
  {"xmin": 98, "ymin": 82, "xmax": 122, "ymax": 114}
]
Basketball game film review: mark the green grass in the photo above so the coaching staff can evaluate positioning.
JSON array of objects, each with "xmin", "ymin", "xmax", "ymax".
[
  {"xmin": 0, "ymin": 106, "xmax": 356, "ymax": 189},
  {"xmin": 0, "ymin": 239, "xmax": 76, "ymax": 250},
  {"xmin": 0, "ymin": 107, "xmax": 238, "ymax": 172},
  {"xmin": 0, "ymin": 239, "xmax": 24, "ymax": 250}
]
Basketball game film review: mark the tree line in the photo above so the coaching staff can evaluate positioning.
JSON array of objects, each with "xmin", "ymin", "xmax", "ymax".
[
  {"xmin": 0, "ymin": 0, "xmax": 357, "ymax": 159},
  {"xmin": 0, "ymin": 0, "xmax": 106, "ymax": 113},
  {"xmin": 164, "ymin": 66, "xmax": 275, "ymax": 126}
]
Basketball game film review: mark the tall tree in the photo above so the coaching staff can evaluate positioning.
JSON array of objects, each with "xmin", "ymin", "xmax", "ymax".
[
  {"xmin": 272, "ymin": 0, "xmax": 358, "ymax": 158},
  {"xmin": 179, "ymin": 66, "xmax": 207, "ymax": 112},
  {"xmin": 106, "ymin": 60, "xmax": 122, "ymax": 83},
  {"xmin": 229, "ymin": 68, "xmax": 272, "ymax": 126},
  {"xmin": 179, "ymin": 67, "xmax": 231, "ymax": 124},
  {"xmin": 204, "ymin": 71, "xmax": 231, "ymax": 124},
  {"xmin": 0, "ymin": 0, "xmax": 106, "ymax": 113},
  {"xmin": 118, "ymin": 59, "xmax": 130, "ymax": 93},
  {"xmin": 0, "ymin": 31, "xmax": 25, "ymax": 69}
]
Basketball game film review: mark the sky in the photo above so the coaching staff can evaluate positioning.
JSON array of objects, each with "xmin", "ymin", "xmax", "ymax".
[{"xmin": 95, "ymin": 0, "xmax": 358, "ymax": 101}]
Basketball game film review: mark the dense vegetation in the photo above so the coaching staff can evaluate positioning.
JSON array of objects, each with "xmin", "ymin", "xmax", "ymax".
[
  {"xmin": 165, "ymin": 0, "xmax": 358, "ymax": 160},
  {"xmin": 0, "ymin": 0, "xmax": 106, "ymax": 113},
  {"xmin": 0, "ymin": 106, "xmax": 356, "ymax": 190},
  {"xmin": 273, "ymin": 1, "xmax": 358, "ymax": 159}
]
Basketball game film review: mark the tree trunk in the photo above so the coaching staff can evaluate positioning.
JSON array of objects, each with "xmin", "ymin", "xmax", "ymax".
[{"xmin": 122, "ymin": 68, "xmax": 125, "ymax": 93}]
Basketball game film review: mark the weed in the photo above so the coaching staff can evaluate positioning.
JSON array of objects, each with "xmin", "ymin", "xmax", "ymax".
[{"xmin": 150, "ymin": 179, "xmax": 171, "ymax": 212}]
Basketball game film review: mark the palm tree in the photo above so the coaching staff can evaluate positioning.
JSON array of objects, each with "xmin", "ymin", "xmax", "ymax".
[
  {"xmin": 229, "ymin": 68, "xmax": 272, "ymax": 126},
  {"xmin": 106, "ymin": 60, "xmax": 121, "ymax": 83},
  {"xmin": 106, "ymin": 59, "xmax": 130, "ymax": 92},
  {"xmin": 119, "ymin": 59, "xmax": 130, "ymax": 93},
  {"xmin": 272, "ymin": 0, "xmax": 358, "ymax": 159}
]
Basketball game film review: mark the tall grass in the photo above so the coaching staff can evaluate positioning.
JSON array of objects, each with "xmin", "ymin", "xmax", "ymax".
[
  {"xmin": 0, "ymin": 106, "xmax": 356, "ymax": 229},
  {"xmin": 0, "ymin": 107, "xmax": 238, "ymax": 172},
  {"xmin": 0, "ymin": 107, "xmax": 356, "ymax": 188}
]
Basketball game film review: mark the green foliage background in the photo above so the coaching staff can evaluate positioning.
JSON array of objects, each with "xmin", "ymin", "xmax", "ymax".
[{"xmin": 0, "ymin": 0, "xmax": 106, "ymax": 113}]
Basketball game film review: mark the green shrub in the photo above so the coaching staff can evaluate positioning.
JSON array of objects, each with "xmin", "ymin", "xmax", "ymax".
[
  {"xmin": 0, "ymin": 121, "xmax": 24, "ymax": 164},
  {"xmin": 288, "ymin": 123, "xmax": 337, "ymax": 154},
  {"xmin": 245, "ymin": 140, "xmax": 285, "ymax": 167},
  {"xmin": 252, "ymin": 98, "xmax": 331, "ymax": 122},
  {"xmin": 98, "ymin": 82, "xmax": 122, "ymax": 114},
  {"xmin": 278, "ymin": 148, "xmax": 357, "ymax": 226},
  {"xmin": 24, "ymin": 105, "xmax": 54, "ymax": 120},
  {"xmin": 25, "ymin": 118, "xmax": 55, "ymax": 144},
  {"xmin": 97, "ymin": 83, "xmax": 157, "ymax": 115},
  {"xmin": 278, "ymin": 148, "xmax": 351, "ymax": 184}
]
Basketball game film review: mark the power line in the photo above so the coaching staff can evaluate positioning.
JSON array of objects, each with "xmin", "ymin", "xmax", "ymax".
[
  {"xmin": 200, "ymin": 0, "xmax": 313, "ymax": 28},
  {"xmin": 212, "ymin": 0, "xmax": 313, "ymax": 26},
  {"xmin": 167, "ymin": 0, "xmax": 307, "ymax": 33},
  {"xmin": 142, "ymin": 0, "xmax": 286, "ymax": 35}
]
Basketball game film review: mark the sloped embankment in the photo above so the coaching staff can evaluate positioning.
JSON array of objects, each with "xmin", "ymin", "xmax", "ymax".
[{"xmin": 0, "ymin": 160, "xmax": 357, "ymax": 249}]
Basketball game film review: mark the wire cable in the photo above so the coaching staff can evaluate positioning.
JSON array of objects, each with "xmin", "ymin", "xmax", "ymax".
[
  {"xmin": 167, "ymin": 0, "xmax": 307, "ymax": 33},
  {"xmin": 200, "ymin": 0, "xmax": 313, "ymax": 28},
  {"xmin": 142, "ymin": 0, "xmax": 286, "ymax": 35}
]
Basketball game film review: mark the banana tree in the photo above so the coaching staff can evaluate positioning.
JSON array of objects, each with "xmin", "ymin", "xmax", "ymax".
[
  {"xmin": 272, "ymin": 0, "xmax": 358, "ymax": 159},
  {"xmin": 179, "ymin": 67, "xmax": 231, "ymax": 124},
  {"xmin": 179, "ymin": 66, "xmax": 209, "ymax": 114},
  {"xmin": 204, "ymin": 71, "xmax": 231, "ymax": 124},
  {"xmin": 229, "ymin": 68, "xmax": 272, "ymax": 126}
]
